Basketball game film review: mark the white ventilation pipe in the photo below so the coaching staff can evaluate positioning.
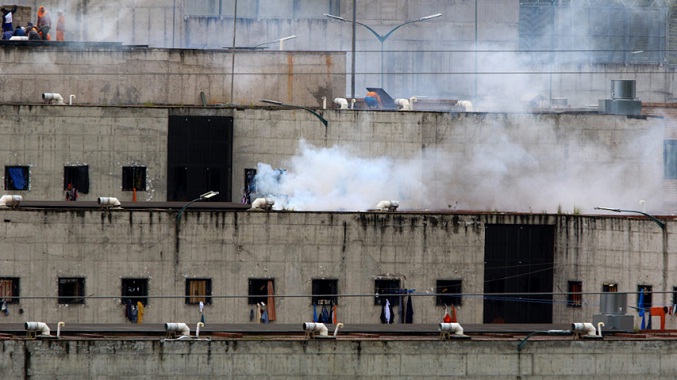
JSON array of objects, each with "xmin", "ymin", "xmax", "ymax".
[
  {"xmin": 165, "ymin": 323, "xmax": 190, "ymax": 337},
  {"xmin": 334, "ymin": 98, "xmax": 348, "ymax": 109},
  {"xmin": 597, "ymin": 322, "xmax": 605, "ymax": 338},
  {"xmin": 439, "ymin": 323, "xmax": 464, "ymax": 336},
  {"xmin": 321, "ymin": 96, "xmax": 327, "ymax": 110},
  {"xmin": 458, "ymin": 100, "xmax": 473, "ymax": 112},
  {"xmin": 395, "ymin": 98, "xmax": 411, "ymax": 110},
  {"xmin": 375, "ymin": 200, "xmax": 399, "ymax": 211},
  {"xmin": 98, "ymin": 197, "xmax": 121, "ymax": 207},
  {"xmin": 572, "ymin": 322, "xmax": 597, "ymax": 337},
  {"xmin": 42, "ymin": 93, "xmax": 65, "ymax": 105},
  {"xmin": 408, "ymin": 96, "xmax": 418, "ymax": 110},
  {"xmin": 25, "ymin": 322, "xmax": 51, "ymax": 336},
  {"xmin": 57, "ymin": 322, "xmax": 65, "ymax": 338},
  {"xmin": 69, "ymin": 95, "xmax": 76, "ymax": 105},
  {"xmin": 333, "ymin": 322, "xmax": 344, "ymax": 337},
  {"xmin": 196, "ymin": 322, "xmax": 204, "ymax": 337},
  {"xmin": 250, "ymin": 197, "xmax": 274, "ymax": 211},
  {"xmin": 303, "ymin": 322, "xmax": 329, "ymax": 337},
  {"xmin": 0, "ymin": 194, "xmax": 22, "ymax": 208},
  {"xmin": 350, "ymin": 99, "xmax": 356, "ymax": 109}
]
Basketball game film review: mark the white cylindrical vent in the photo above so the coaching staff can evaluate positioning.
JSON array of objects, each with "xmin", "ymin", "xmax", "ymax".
[
  {"xmin": 439, "ymin": 322, "xmax": 464, "ymax": 336},
  {"xmin": 98, "ymin": 197, "xmax": 121, "ymax": 207},
  {"xmin": 303, "ymin": 322, "xmax": 329, "ymax": 336},
  {"xmin": 42, "ymin": 93, "xmax": 65, "ymax": 104},
  {"xmin": 572, "ymin": 322, "xmax": 597, "ymax": 336},
  {"xmin": 165, "ymin": 322, "xmax": 190, "ymax": 336},
  {"xmin": 25, "ymin": 322, "xmax": 51, "ymax": 336}
]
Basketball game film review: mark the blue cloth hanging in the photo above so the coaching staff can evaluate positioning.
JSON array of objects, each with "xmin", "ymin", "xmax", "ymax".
[
  {"xmin": 8, "ymin": 167, "xmax": 26, "ymax": 190},
  {"xmin": 638, "ymin": 290, "xmax": 646, "ymax": 330}
]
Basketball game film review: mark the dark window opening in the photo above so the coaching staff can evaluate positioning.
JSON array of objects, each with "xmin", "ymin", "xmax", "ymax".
[
  {"xmin": 665, "ymin": 140, "xmax": 677, "ymax": 179},
  {"xmin": 63, "ymin": 165, "xmax": 89, "ymax": 194},
  {"xmin": 122, "ymin": 167, "xmax": 147, "ymax": 191},
  {"xmin": 374, "ymin": 278, "xmax": 401, "ymax": 306},
  {"xmin": 185, "ymin": 278, "xmax": 212, "ymax": 305},
  {"xmin": 436, "ymin": 279, "xmax": 462, "ymax": 306},
  {"xmin": 312, "ymin": 279, "xmax": 338, "ymax": 305},
  {"xmin": 121, "ymin": 278, "xmax": 148, "ymax": 306},
  {"xmin": 248, "ymin": 278, "xmax": 274, "ymax": 305},
  {"xmin": 58, "ymin": 277, "xmax": 85, "ymax": 304},
  {"xmin": 603, "ymin": 282, "xmax": 618, "ymax": 292},
  {"xmin": 638, "ymin": 285, "xmax": 652, "ymax": 310},
  {"xmin": 4, "ymin": 166, "xmax": 29, "ymax": 191},
  {"xmin": 243, "ymin": 168, "xmax": 256, "ymax": 204},
  {"xmin": 673, "ymin": 286, "xmax": 677, "ymax": 306},
  {"xmin": 568, "ymin": 281, "xmax": 583, "ymax": 307},
  {"xmin": 0, "ymin": 277, "xmax": 20, "ymax": 304}
]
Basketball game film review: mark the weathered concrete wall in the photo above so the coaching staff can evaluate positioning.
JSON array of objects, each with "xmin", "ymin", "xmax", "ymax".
[
  {"xmin": 0, "ymin": 48, "xmax": 345, "ymax": 107},
  {"xmin": 0, "ymin": 206, "xmax": 672, "ymax": 330},
  {"xmin": 1, "ymin": 338, "xmax": 677, "ymax": 378},
  {"xmin": 0, "ymin": 105, "xmax": 666, "ymax": 212},
  {"xmin": 4, "ymin": 1, "xmax": 673, "ymax": 108}
]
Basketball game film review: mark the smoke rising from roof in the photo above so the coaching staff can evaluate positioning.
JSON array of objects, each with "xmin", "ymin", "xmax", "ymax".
[{"xmin": 254, "ymin": 118, "xmax": 663, "ymax": 213}]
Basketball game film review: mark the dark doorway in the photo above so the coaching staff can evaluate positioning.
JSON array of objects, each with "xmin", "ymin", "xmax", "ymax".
[
  {"xmin": 483, "ymin": 224, "xmax": 555, "ymax": 323},
  {"xmin": 167, "ymin": 116, "xmax": 233, "ymax": 201}
]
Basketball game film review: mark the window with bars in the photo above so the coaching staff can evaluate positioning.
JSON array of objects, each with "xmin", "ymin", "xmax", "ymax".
[
  {"xmin": 122, "ymin": 166, "xmax": 147, "ymax": 191},
  {"xmin": 436, "ymin": 279, "xmax": 463, "ymax": 306},
  {"xmin": 58, "ymin": 277, "xmax": 85, "ymax": 304},
  {"xmin": 568, "ymin": 281, "xmax": 583, "ymax": 307},
  {"xmin": 638, "ymin": 285, "xmax": 652, "ymax": 310},
  {"xmin": 311, "ymin": 279, "xmax": 338, "ymax": 305},
  {"xmin": 63, "ymin": 166, "xmax": 89, "ymax": 193},
  {"xmin": 121, "ymin": 278, "xmax": 149, "ymax": 306},
  {"xmin": 602, "ymin": 282, "xmax": 618, "ymax": 292},
  {"xmin": 374, "ymin": 278, "xmax": 401, "ymax": 306},
  {"xmin": 185, "ymin": 278, "xmax": 212, "ymax": 305},
  {"xmin": 248, "ymin": 278, "xmax": 274, "ymax": 305},
  {"xmin": 0, "ymin": 277, "xmax": 19, "ymax": 304}
]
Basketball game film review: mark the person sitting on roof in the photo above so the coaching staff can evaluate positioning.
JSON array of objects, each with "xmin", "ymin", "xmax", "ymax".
[{"xmin": 365, "ymin": 91, "xmax": 382, "ymax": 109}]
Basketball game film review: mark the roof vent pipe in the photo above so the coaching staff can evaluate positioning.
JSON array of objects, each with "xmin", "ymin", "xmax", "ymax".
[
  {"xmin": 611, "ymin": 80, "xmax": 636, "ymax": 100},
  {"xmin": 165, "ymin": 323, "xmax": 190, "ymax": 337},
  {"xmin": 572, "ymin": 322, "xmax": 601, "ymax": 339},
  {"xmin": 42, "ymin": 93, "xmax": 64, "ymax": 105},
  {"xmin": 25, "ymin": 322, "xmax": 51, "ymax": 337},
  {"xmin": 303, "ymin": 322, "xmax": 329, "ymax": 338}
]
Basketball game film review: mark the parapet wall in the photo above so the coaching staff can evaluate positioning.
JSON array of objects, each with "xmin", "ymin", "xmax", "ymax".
[{"xmin": 1, "ymin": 338, "xmax": 675, "ymax": 378}]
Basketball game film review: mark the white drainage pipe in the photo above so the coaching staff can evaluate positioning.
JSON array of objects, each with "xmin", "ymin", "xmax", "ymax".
[
  {"xmin": 572, "ymin": 322, "xmax": 597, "ymax": 337},
  {"xmin": 25, "ymin": 322, "xmax": 51, "ymax": 336},
  {"xmin": 303, "ymin": 322, "xmax": 329, "ymax": 337},
  {"xmin": 165, "ymin": 323, "xmax": 190, "ymax": 337},
  {"xmin": 0, "ymin": 194, "xmax": 22, "ymax": 208},
  {"xmin": 439, "ymin": 323, "xmax": 464, "ymax": 336},
  {"xmin": 98, "ymin": 197, "xmax": 121, "ymax": 208},
  {"xmin": 333, "ymin": 323, "xmax": 344, "ymax": 337},
  {"xmin": 196, "ymin": 322, "xmax": 204, "ymax": 337},
  {"xmin": 42, "ymin": 93, "xmax": 64, "ymax": 105},
  {"xmin": 57, "ymin": 322, "xmax": 65, "ymax": 338}
]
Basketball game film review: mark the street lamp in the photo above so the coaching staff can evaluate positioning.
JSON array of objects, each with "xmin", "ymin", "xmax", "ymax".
[
  {"xmin": 259, "ymin": 99, "xmax": 328, "ymax": 127},
  {"xmin": 594, "ymin": 206, "xmax": 668, "ymax": 306},
  {"xmin": 593, "ymin": 206, "xmax": 665, "ymax": 230},
  {"xmin": 253, "ymin": 35, "xmax": 297, "ymax": 50},
  {"xmin": 176, "ymin": 191, "xmax": 220, "ymax": 223},
  {"xmin": 324, "ymin": 13, "xmax": 442, "ymax": 89}
]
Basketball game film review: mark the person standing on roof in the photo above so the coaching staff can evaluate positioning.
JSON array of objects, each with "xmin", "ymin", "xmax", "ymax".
[
  {"xmin": 37, "ymin": 6, "xmax": 51, "ymax": 40},
  {"xmin": 365, "ymin": 91, "xmax": 382, "ymax": 109},
  {"xmin": 55, "ymin": 10, "xmax": 64, "ymax": 41},
  {"xmin": 1, "ymin": 5, "xmax": 17, "ymax": 33}
]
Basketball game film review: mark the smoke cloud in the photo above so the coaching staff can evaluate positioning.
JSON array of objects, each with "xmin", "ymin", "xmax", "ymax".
[{"xmin": 254, "ymin": 119, "xmax": 663, "ymax": 213}]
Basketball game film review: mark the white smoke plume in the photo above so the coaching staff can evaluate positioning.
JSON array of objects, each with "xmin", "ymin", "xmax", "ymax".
[{"xmin": 254, "ymin": 119, "xmax": 663, "ymax": 213}]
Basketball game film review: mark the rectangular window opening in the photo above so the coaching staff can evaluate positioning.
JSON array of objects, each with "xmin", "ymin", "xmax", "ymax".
[
  {"xmin": 58, "ymin": 277, "xmax": 85, "ymax": 304},
  {"xmin": 603, "ymin": 282, "xmax": 618, "ymax": 292},
  {"xmin": 436, "ymin": 279, "xmax": 463, "ymax": 306},
  {"xmin": 63, "ymin": 165, "xmax": 89, "ymax": 194},
  {"xmin": 185, "ymin": 278, "xmax": 212, "ymax": 305},
  {"xmin": 121, "ymin": 278, "xmax": 149, "ymax": 306},
  {"xmin": 312, "ymin": 279, "xmax": 338, "ymax": 305},
  {"xmin": 243, "ymin": 168, "xmax": 257, "ymax": 204},
  {"xmin": 374, "ymin": 278, "xmax": 401, "ymax": 306},
  {"xmin": 0, "ymin": 277, "xmax": 20, "ymax": 304},
  {"xmin": 638, "ymin": 285, "xmax": 653, "ymax": 310},
  {"xmin": 568, "ymin": 280, "xmax": 583, "ymax": 307},
  {"xmin": 122, "ymin": 166, "xmax": 147, "ymax": 191},
  {"xmin": 4, "ymin": 166, "xmax": 29, "ymax": 191},
  {"xmin": 248, "ymin": 278, "xmax": 273, "ymax": 305}
]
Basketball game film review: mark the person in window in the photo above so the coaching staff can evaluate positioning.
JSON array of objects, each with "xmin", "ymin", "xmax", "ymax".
[
  {"xmin": 365, "ymin": 91, "xmax": 382, "ymax": 109},
  {"xmin": 65, "ymin": 183, "xmax": 77, "ymax": 201},
  {"xmin": 1, "ymin": 5, "xmax": 17, "ymax": 33},
  {"xmin": 36, "ymin": 6, "xmax": 51, "ymax": 40}
]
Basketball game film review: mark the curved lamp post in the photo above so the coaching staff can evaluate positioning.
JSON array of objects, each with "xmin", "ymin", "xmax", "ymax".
[
  {"xmin": 253, "ymin": 35, "xmax": 297, "ymax": 50},
  {"xmin": 260, "ymin": 99, "xmax": 328, "ymax": 127},
  {"xmin": 176, "ymin": 191, "xmax": 219, "ymax": 223},
  {"xmin": 594, "ymin": 206, "xmax": 668, "ymax": 306},
  {"xmin": 324, "ymin": 13, "xmax": 442, "ymax": 88}
]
